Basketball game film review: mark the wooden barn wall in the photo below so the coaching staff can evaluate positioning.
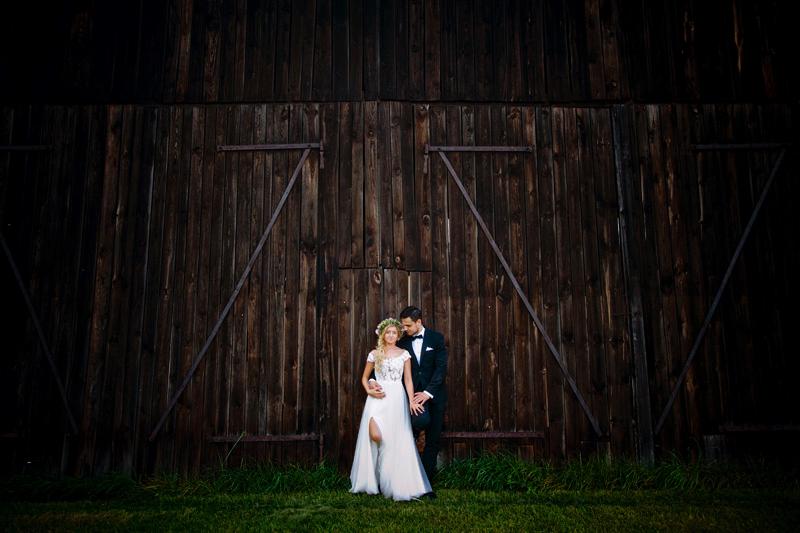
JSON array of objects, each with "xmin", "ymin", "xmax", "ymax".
[
  {"xmin": 0, "ymin": 102, "xmax": 796, "ymax": 475},
  {"xmin": 1, "ymin": 0, "xmax": 796, "ymax": 104}
]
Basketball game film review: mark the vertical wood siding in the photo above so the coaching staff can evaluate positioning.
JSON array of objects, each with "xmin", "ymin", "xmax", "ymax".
[
  {"xmin": 2, "ymin": 0, "xmax": 796, "ymax": 103},
  {"xmin": 0, "ymin": 102, "xmax": 796, "ymax": 474}
]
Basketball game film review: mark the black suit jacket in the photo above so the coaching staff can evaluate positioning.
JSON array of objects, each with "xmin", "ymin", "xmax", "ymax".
[{"xmin": 398, "ymin": 328, "xmax": 448, "ymax": 402}]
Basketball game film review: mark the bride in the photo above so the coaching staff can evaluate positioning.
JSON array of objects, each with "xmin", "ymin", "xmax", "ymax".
[{"xmin": 349, "ymin": 318, "xmax": 432, "ymax": 500}]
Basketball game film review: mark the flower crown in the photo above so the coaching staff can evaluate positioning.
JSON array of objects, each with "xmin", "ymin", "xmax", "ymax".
[{"xmin": 374, "ymin": 317, "xmax": 402, "ymax": 336}]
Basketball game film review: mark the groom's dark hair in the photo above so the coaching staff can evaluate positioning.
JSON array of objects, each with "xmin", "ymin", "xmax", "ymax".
[{"xmin": 400, "ymin": 306, "xmax": 423, "ymax": 322}]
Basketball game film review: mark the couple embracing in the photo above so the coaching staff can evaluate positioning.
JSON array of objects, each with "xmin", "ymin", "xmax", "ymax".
[{"xmin": 349, "ymin": 306, "xmax": 448, "ymax": 501}]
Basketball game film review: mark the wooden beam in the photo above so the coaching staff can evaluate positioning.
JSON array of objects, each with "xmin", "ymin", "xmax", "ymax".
[
  {"xmin": 426, "ymin": 144, "xmax": 533, "ymax": 153},
  {"xmin": 441, "ymin": 431, "xmax": 545, "ymax": 439},
  {"xmin": 208, "ymin": 433, "xmax": 320, "ymax": 442},
  {"xmin": 217, "ymin": 142, "xmax": 321, "ymax": 151}
]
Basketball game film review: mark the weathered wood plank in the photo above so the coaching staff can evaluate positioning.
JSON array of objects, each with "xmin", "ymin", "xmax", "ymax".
[
  {"xmin": 378, "ymin": 1, "xmax": 396, "ymax": 99},
  {"xmin": 490, "ymin": 3, "xmax": 509, "ymax": 100},
  {"xmin": 171, "ymin": 106, "xmax": 203, "ymax": 474},
  {"xmin": 522, "ymin": 107, "xmax": 547, "ymax": 437},
  {"xmin": 461, "ymin": 105, "xmax": 482, "ymax": 437},
  {"xmin": 298, "ymin": 104, "xmax": 320, "ymax": 442},
  {"xmin": 395, "ymin": 0, "xmax": 410, "ymax": 100},
  {"xmin": 610, "ymin": 104, "xmax": 651, "ymax": 459},
  {"xmin": 312, "ymin": 0, "xmax": 332, "ymax": 100},
  {"xmin": 424, "ymin": 0, "xmax": 442, "ymax": 100},
  {"xmin": 428, "ymin": 105, "xmax": 449, "ymax": 336},
  {"xmin": 281, "ymin": 105, "xmax": 304, "ymax": 462},
  {"xmin": 317, "ymin": 101, "xmax": 339, "ymax": 462},
  {"xmin": 400, "ymin": 104, "xmax": 418, "ymax": 271},
  {"xmin": 272, "ymin": 0, "xmax": 292, "ymax": 100},
  {"xmin": 507, "ymin": 105, "xmax": 533, "ymax": 438},
  {"xmin": 599, "ymin": 0, "xmax": 625, "ymax": 100},
  {"xmin": 266, "ymin": 105, "xmax": 289, "ymax": 462},
  {"xmin": 507, "ymin": 0, "xmax": 523, "ymax": 101},
  {"xmin": 521, "ymin": 1, "xmax": 546, "ymax": 100},
  {"xmin": 331, "ymin": 0, "xmax": 349, "ymax": 99},
  {"xmin": 245, "ymin": 105, "xmax": 264, "ymax": 449},
  {"xmin": 363, "ymin": 102, "xmax": 380, "ymax": 267},
  {"xmin": 225, "ymin": 105, "xmax": 250, "ymax": 465},
  {"xmin": 474, "ymin": 105, "xmax": 497, "ymax": 435},
  {"xmin": 562, "ymin": 107, "xmax": 591, "ymax": 453},
  {"xmin": 490, "ymin": 105, "xmax": 515, "ymax": 432},
  {"xmin": 408, "ymin": 0, "xmax": 425, "ymax": 99},
  {"xmin": 575, "ymin": 107, "xmax": 611, "ymax": 445},
  {"xmin": 584, "ymin": 0, "xmax": 606, "ymax": 100},
  {"xmin": 474, "ymin": 1, "xmax": 493, "ymax": 101},
  {"xmin": 363, "ymin": 0, "xmax": 380, "ymax": 99},
  {"xmin": 414, "ymin": 105, "xmax": 432, "ymax": 272},
  {"xmin": 156, "ymin": 105, "xmax": 187, "ymax": 469},
  {"xmin": 592, "ymin": 106, "xmax": 628, "ymax": 454},
  {"xmin": 336, "ymin": 103, "xmax": 353, "ymax": 269},
  {"xmin": 335, "ymin": 268, "xmax": 353, "ymax": 466},
  {"xmin": 551, "ymin": 107, "xmax": 577, "ymax": 453},
  {"xmin": 455, "ymin": 0, "xmax": 476, "ymax": 100},
  {"xmin": 288, "ymin": 0, "xmax": 316, "ymax": 100},
  {"xmin": 535, "ymin": 106, "xmax": 565, "ymax": 457},
  {"xmin": 348, "ymin": 0, "xmax": 365, "ymax": 100},
  {"xmin": 377, "ymin": 103, "xmax": 394, "ymax": 269},
  {"xmin": 661, "ymin": 104, "xmax": 702, "ymax": 441},
  {"xmin": 79, "ymin": 106, "xmax": 121, "ymax": 473},
  {"xmin": 390, "ymin": 102, "xmax": 405, "ymax": 270},
  {"xmin": 350, "ymin": 103, "xmax": 365, "ymax": 267},
  {"xmin": 445, "ymin": 105, "xmax": 466, "ymax": 431}
]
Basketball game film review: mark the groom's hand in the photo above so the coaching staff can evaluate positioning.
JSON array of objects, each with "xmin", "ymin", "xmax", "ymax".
[{"xmin": 413, "ymin": 392, "xmax": 430, "ymax": 404}]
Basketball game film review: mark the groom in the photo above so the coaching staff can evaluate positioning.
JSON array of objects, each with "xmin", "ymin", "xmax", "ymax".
[{"xmin": 371, "ymin": 305, "xmax": 448, "ymax": 482}]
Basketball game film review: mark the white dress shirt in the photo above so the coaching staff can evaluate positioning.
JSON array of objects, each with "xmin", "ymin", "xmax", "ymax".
[
  {"xmin": 411, "ymin": 327, "xmax": 425, "ymax": 364},
  {"xmin": 412, "ymin": 328, "xmax": 434, "ymax": 399}
]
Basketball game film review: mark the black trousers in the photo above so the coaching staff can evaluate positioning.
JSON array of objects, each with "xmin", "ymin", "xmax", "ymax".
[{"xmin": 411, "ymin": 395, "xmax": 446, "ymax": 480}]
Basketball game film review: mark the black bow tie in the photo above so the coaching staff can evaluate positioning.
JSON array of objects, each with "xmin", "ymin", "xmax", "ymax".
[{"xmin": 412, "ymin": 334, "xmax": 423, "ymax": 340}]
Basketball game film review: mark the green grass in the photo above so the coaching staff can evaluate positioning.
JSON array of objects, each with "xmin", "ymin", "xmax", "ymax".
[
  {"xmin": 1, "ymin": 457, "xmax": 798, "ymax": 531},
  {"xmin": 2, "ymin": 489, "xmax": 798, "ymax": 531},
  {"xmin": 436, "ymin": 453, "xmax": 800, "ymax": 492}
]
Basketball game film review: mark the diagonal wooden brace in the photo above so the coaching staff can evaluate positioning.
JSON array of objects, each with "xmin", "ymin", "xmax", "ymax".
[
  {"xmin": 149, "ymin": 147, "xmax": 315, "ymax": 441},
  {"xmin": 654, "ymin": 148, "xmax": 787, "ymax": 435},
  {"xmin": 1, "ymin": 233, "xmax": 79, "ymax": 434},
  {"xmin": 435, "ymin": 149, "xmax": 602, "ymax": 437}
]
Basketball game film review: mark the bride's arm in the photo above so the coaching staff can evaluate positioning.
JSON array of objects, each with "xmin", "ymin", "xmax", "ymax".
[{"xmin": 362, "ymin": 360, "xmax": 381, "ymax": 397}]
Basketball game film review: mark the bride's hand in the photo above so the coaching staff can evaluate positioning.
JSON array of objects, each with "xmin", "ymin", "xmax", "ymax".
[{"xmin": 410, "ymin": 401, "xmax": 424, "ymax": 415}]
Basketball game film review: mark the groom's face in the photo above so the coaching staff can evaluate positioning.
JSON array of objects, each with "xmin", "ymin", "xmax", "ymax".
[{"xmin": 400, "ymin": 318, "xmax": 422, "ymax": 336}]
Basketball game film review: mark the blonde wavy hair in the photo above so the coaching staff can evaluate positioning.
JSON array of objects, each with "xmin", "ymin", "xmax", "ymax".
[{"xmin": 373, "ymin": 317, "xmax": 402, "ymax": 371}]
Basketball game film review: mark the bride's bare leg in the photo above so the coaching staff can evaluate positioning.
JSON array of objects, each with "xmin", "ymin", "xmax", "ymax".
[{"xmin": 369, "ymin": 417, "xmax": 382, "ymax": 444}]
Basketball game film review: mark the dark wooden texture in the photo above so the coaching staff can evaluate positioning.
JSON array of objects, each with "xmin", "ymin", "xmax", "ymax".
[
  {"xmin": 0, "ymin": 102, "xmax": 796, "ymax": 475},
  {"xmin": 2, "ymin": 0, "xmax": 796, "ymax": 103}
]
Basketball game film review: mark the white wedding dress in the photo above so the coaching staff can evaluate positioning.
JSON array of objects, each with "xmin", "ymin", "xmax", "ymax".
[{"xmin": 349, "ymin": 350, "xmax": 431, "ymax": 501}]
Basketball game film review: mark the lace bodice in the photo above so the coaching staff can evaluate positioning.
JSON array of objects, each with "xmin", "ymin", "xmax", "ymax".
[{"xmin": 367, "ymin": 350, "xmax": 411, "ymax": 382}]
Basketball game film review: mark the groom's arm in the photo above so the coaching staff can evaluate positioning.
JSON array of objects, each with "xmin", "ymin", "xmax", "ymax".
[{"xmin": 424, "ymin": 332, "xmax": 448, "ymax": 399}]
